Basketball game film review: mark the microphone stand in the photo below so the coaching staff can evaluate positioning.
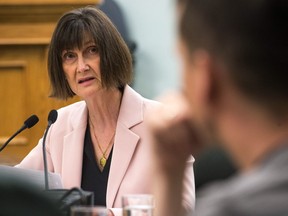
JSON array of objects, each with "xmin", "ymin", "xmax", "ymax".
[
  {"xmin": 0, "ymin": 115, "xmax": 39, "ymax": 152},
  {"xmin": 42, "ymin": 110, "xmax": 58, "ymax": 190},
  {"xmin": 42, "ymin": 123, "xmax": 52, "ymax": 190},
  {"xmin": 0, "ymin": 127, "xmax": 25, "ymax": 152}
]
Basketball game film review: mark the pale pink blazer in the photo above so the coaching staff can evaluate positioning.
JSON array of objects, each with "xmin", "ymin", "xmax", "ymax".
[{"xmin": 17, "ymin": 85, "xmax": 195, "ymax": 216}]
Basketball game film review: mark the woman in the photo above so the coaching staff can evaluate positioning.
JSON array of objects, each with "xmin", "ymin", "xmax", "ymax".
[{"xmin": 16, "ymin": 6, "xmax": 195, "ymax": 216}]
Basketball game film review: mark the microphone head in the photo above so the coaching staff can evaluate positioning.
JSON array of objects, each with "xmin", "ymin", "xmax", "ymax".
[
  {"xmin": 24, "ymin": 115, "xmax": 39, "ymax": 129},
  {"xmin": 48, "ymin": 110, "xmax": 58, "ymax": 125}
]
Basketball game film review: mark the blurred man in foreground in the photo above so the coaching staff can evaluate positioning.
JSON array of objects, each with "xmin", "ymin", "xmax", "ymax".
[{"xmin": 147, "ymin": 0, "xmax": 288, "ymax": 215}]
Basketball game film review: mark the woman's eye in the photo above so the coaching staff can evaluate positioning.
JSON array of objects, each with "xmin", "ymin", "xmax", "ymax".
[
  {"xmin": 88, "ymin": 46, "xmax": 99, "ymax": 54},
  {"xmin": 62, "ymin": 52, "xmax": 76, "ymax": 63}
]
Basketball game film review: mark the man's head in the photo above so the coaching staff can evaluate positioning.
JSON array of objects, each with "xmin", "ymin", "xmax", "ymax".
[
  {"xmin": 178, "ymin": 0, "xmax": 288, "ymax": 115},
  {"xmin": 177, "ymin": 0, "xmax": 288, "ymax": 165}
]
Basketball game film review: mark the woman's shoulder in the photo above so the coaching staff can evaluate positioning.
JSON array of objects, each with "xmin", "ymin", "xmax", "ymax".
[
  {"xmin": 124, "ymin": 85, "xmax": 161, "ymax": 107},
  {"xmin": 55, "ymin": 100, "xmax": 87, "ymax": 124},
  {"xmin": 57, "ymin": 100, "xmax": 86, "ymax": 113}
]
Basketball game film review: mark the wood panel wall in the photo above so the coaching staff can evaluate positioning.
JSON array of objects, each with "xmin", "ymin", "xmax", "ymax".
[{"xmin": 0, "ymin": 0, "xmax": 99, "ymax": 165}]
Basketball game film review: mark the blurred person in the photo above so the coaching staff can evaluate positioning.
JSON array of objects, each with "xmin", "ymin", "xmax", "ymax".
[
  {"xmin": 147, "ymin": 0, "xmax": 288, "ymax": 216},
  {"xmin": 16, "ymin": 6, "xmax": 195, "ymax": 216},
  {"xmin": 98, "ymin": 0, "xmax": 137, "ymax": 55}
]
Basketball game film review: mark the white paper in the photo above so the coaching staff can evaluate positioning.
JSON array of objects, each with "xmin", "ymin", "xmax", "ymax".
[{"xmin": 0, "ymin": 165, "xmax": 63, "ymax": 189}]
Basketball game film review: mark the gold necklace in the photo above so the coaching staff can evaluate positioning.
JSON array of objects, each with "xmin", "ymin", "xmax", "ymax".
[{"xmin": 89, "ymin": 119, "xmax": 115, "ymax": 168}]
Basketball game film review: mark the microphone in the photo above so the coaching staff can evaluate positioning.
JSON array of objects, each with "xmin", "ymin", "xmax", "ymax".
[
  {"xmin": 48, "ymin": 109, "xmax": 58, "ymax": 126},
  {"xmin": 0, "ymin": 115, "xmax": 39, "ymax": 152},
  {"xmin": 43, "ymin": 110, "xmax": 58, "ymax": 190}
]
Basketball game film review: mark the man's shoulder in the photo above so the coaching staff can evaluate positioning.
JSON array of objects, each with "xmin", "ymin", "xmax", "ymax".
[{"xmin": 196, "ymin": 147, "xmax": 288, "ymax": 216}]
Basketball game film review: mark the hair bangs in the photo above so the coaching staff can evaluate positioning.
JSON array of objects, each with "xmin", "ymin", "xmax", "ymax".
[{"xmin": 57, "ymin": 19, "xmax": 94, "ymax": 54}]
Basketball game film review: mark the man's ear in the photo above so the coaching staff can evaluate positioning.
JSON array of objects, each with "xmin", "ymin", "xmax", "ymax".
[{"xmin": 191, "ymin": 50, "xmax": 218, "ymax": 110}]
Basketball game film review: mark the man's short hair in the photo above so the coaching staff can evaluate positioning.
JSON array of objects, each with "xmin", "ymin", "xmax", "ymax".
[{"xmin": 179, "ymin": 0, "xmax": 288, "ymax": 116}]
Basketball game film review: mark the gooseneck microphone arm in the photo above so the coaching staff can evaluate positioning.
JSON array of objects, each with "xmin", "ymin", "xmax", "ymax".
[
  {"xmin": 0, "ymin": 115, "xmax": 39, "ymax": 152},
  {"xmin": 43, "ymin": 109, "xmax": 58, "ymax": 190}
]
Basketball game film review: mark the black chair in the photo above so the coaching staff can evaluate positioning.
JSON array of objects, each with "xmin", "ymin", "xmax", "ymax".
[
  {"xmin": 194, "ymin": 146, "xmax": 237, "ymax": 191},
  {"xmin": 0, "ymin": 175, "xmax": 62, "ymax": 216}
]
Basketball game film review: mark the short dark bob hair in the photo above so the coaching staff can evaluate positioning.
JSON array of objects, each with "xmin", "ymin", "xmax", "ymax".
[{"xmin": 48, "ymin": 6, "xmax": 133, "ymax": 100}]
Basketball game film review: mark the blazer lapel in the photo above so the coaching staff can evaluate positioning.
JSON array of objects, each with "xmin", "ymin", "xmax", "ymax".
[
  {"xmin": 106, "ymin": 86, "xmax": 144, "ymax": 207},
  {"xmin": 61, "ymin": 103, "xmax": 88, "ymax": 188}
]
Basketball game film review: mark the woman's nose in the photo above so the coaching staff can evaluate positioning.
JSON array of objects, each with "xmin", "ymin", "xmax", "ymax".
[{"xmin": 77, "ymin": 56, "xmax": 89, "ymax": 73}]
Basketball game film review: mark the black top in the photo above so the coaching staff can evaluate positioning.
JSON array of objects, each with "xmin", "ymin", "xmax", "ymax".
[{"xmin": 81, "ymin": 125, "xmax": 113, "ymax": 206}]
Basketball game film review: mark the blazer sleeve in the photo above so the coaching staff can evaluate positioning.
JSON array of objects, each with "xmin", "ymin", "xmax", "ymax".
[
  {"xmin": 15, "ymin": 132, "xmax": 54, "ymax": 173},
  {"xmin": 182, "ymin": 155, "xmax": 196, "ymax": 215},
  {"xmin": 109, "ymin": 208, "xmax": 122, "ymax": 216}
]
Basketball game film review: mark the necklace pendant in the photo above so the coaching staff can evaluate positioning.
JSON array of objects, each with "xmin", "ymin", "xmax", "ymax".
[{"xmin": 100, "ymin": 157, "xmax": 107, "ymax": 167}]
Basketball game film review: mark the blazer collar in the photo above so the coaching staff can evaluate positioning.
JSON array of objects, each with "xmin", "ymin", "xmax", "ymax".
[
  {"xmin": 117, "ymin": 85, "xmax": 144, "ymax": 128},
  {"xmin": 65, "ymin": 85, "xmax": 143, "ymax": 129}
]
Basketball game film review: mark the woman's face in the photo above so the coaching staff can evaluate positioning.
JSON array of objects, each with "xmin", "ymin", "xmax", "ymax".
[{"xmin": 61, "ymin": 38, "xmax": 102, "ymax": 99}]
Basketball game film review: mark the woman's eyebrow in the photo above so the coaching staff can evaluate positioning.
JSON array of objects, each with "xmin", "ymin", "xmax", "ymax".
[{"xmin": 83, "ymin": 40, "xmax": 95, "ymax": 46}]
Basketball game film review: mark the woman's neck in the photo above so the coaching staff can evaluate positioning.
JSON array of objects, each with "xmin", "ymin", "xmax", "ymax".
[{"xmin": 86, "ymin": 88, "xmax": 122, "ymax": 132}]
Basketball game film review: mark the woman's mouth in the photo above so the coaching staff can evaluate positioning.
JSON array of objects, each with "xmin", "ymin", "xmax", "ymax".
[{"xmin": 78, "ymin": 77, "xmax": 95, "ymax": 84}]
